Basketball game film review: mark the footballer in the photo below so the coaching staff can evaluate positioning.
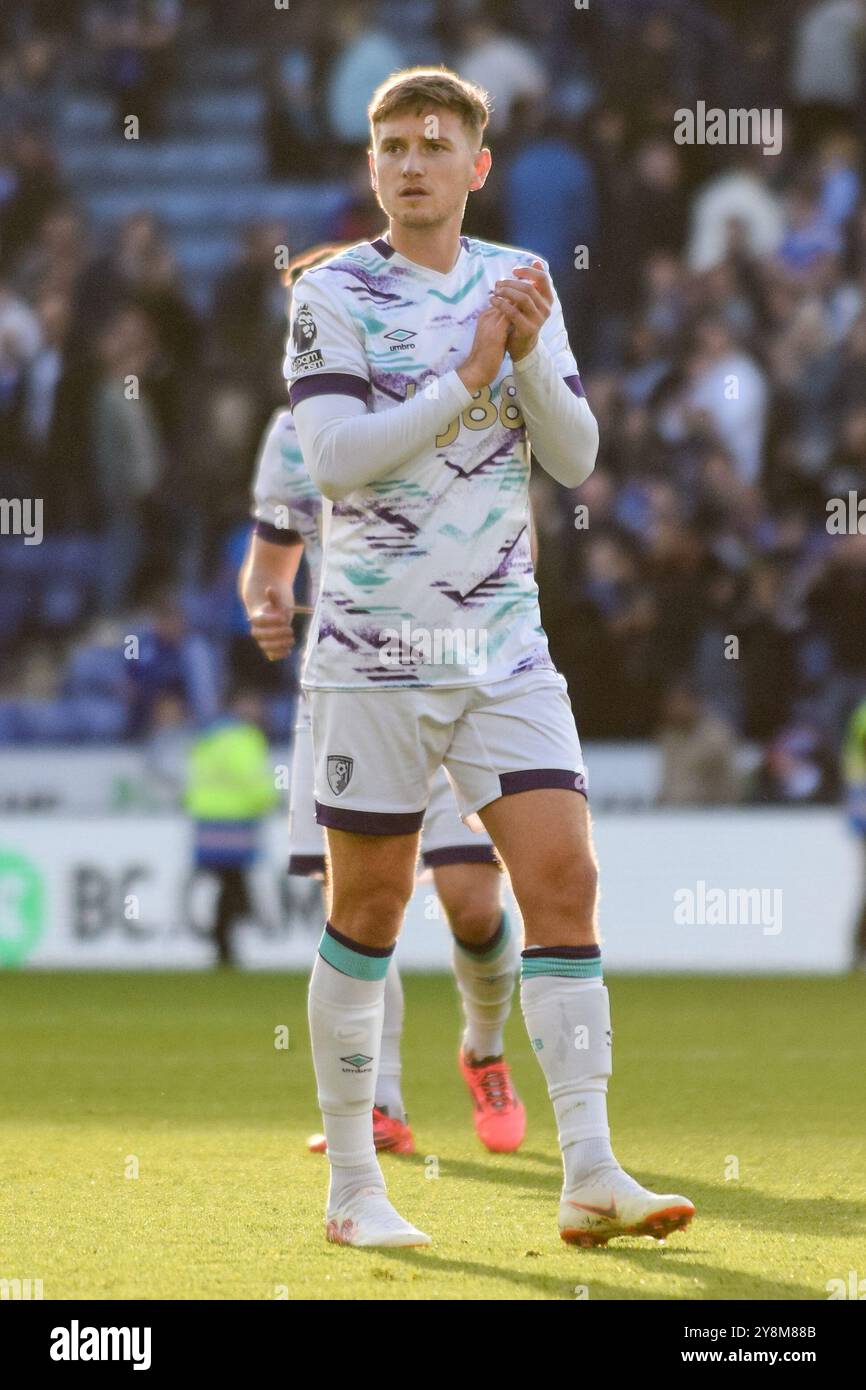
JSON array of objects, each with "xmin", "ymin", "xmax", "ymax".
[{"xmin": 285, "ymin": 68, "xmax": 695, "ymax": 1248}]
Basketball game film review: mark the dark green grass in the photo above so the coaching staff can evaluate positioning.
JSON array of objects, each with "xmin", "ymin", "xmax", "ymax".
[{"xmin": 1, "ymin": 972, "xmax": 864, "ymax": 1300}]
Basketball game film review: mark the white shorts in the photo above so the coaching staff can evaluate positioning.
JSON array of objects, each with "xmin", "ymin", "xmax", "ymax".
[
  {"xmin": 287, "ymin": 698, "xmax": 497, "ymax": 874},
  {"xmin": 308, "ymin": 668, "xmax": 587, "ymax": 836}
]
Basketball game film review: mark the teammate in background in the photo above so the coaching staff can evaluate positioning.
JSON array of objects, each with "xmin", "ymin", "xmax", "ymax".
[
  {"xmin": 239, "ymin": 247, "xmax": 527, "ymax": 1155},
  {"xmin": 842, "ymin": 696, "xmax": 866, "ymax": 969},
  {"xmin": 287, "ymin": 68, "xmax": 695, "ymax": 1249}
]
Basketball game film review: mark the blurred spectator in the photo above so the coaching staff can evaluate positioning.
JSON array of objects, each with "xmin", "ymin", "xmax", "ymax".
[
  {"xmin": 686, "ymin": 317, "xmax": 769, "ymax": 485},
  {"xmin": 210, "ymin": 220, "xmax": 287, "ymax": 406},
  {"xmin": 737, "ymin": 558, "xmax": 800, "ymax": 739},
  {"xmin": 263, "ymin": 2, "xmax": 330, "ymax": 179},
  {"xmin": 0, "ymin": 126, "xmax": 66, "ymax": 270},
  {"xmin": 127, "ymin": 589, "xmax": 222, "ymax": 733},
  {"xmin": 22, "ymin": 286, "xmax": 71, "ymax": 469},
  {"xmin": 749, "ymin": 720, "xmax": 838, "ymax": 805},
  {"xmin": 456, "ymin": 3, "xmax": 545, "ymax": 136},
  {"xmin": 85, "ymin": 0, "xmax": 182, "ymax": 138},
  {"xmin": 806, "ymin": 533, "xmax": 866, "ymax": 738},
  {"xmin": 8, "ymin": 201, "xmax": 88, "ymax": 300},
  {"xmin": 89, "ymin": 304, "xmax": 164, "ymax": 611},
  {"xmin": 790, "ymin": 0, "xmax": 866, "ymax": 143},
  {"xmin": 657, "ymin": 682, "xmax": 741, "ymax": 804},
  {"xmin": 502, "ymin": 98, "xmax": 596, "ymax": 323},
  {"xmin": 687, "ymin": 152, "xmax": 784, "ymax": 274},
  {"xmin": 0, "ymin": 33, "xmax": 64, "ymax": 131},
  {"xmin": 326, "ymin": 1, "xmax": 406, "ymax": 152},
  {"xmin": 0, "ymin": 277, "xmax": 40, "ymax": 488}
]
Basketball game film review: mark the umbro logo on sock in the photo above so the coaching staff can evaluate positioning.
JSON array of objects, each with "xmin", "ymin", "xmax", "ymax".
[{"xmin": 340, "ymin": 1053, "xmax": 373, "ymax": 1071}]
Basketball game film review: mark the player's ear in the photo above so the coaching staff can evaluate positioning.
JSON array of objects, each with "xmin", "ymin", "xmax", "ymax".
[
  {"xmin": 469, "ymin": 146, "xmax": 492, "ymax": 193},
  {"xmin": 367, "ymin": 146, "xmax": 378, "ymax": 192}
]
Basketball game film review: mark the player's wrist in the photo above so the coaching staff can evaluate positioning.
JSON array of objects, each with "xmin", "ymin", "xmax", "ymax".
[
  {"xmin": 457, "ymin": 361, "xmax": 486, "ymax": 393},
  {"xmin": 511, "ymin": 336, "xmax": 542, "ymax": 368}
]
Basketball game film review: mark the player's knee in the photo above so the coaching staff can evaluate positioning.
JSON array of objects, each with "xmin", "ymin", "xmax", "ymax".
[
  {"xmin": 331, "ymin": 879, "xmax": 411, "ymax": 944},
  {"xmin": 519, "ymin": 847, "xmax": 598, "ymax": 923},
  {"xmin": 445, "ymin": 896, "xmax": 502, "ymax": 947}
]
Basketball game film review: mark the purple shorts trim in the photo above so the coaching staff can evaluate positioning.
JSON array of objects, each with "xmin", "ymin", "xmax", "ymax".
[
  {"xmin": 499, "ymin": 769, "xmax": 588, "ymax": 797},
  {"xmin": 287, "ymin": 854, "xmax": 326, "ymax": 877},
  {"xmin": 290, "ymin": 373, "xmax": 369, "ymax": 409},
  {"xmin": 563, "ymin": 373, "xmax": 585, "ymax": 398},
  {"xmin": 421, "ymin": 843, "xmax": 500, "ymax": 869},
  {"xmin": 315, "ymin": 801, "xmax": 425, "ymax": 836},
  {"xmin": 253, "ymin": 519, "xmax": 303, "ymax": 547}
]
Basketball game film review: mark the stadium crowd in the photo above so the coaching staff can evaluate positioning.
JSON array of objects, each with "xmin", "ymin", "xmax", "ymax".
[{"xmin": 1, "ymin": 0, "xmax": 865, "ymax": 804}]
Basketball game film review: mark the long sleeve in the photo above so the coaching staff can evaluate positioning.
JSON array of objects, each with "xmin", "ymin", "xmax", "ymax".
[
  {"xmin": 291, "ymin": 373, "xmax": 473, "ymax": 502},
  {"xmin": 509, "ymin": 269, "xmax": 598, "ymax": 487},
  {"xmin": 512, "ymin": 337, "xmax": 599, "ymax": 487}
]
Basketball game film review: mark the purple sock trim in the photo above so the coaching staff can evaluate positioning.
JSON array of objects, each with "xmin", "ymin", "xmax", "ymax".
[
  {"xmin": 324, "ymin": 920, "xmax": 394, "ymax": 960},
  {"xmin": 452, "ymin": 911, "xmax": 506, "ymax": 957},
  {"xmin": 521, "ymin": 944, "xmax": 601, "ymax": 960}
]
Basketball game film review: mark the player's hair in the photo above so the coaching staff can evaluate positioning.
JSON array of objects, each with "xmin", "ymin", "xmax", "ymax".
[
  {"xmin": 282, "ymin": 243, "xmax": 353, "ymax": 288},
  {"xmin": 368, "ymin": 66, "xmax": 491, "ymax": 148}
]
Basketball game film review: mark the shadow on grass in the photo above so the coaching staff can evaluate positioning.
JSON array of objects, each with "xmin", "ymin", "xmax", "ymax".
[
  {"xmin": 360, "ymin": 1244, "xmax": 825, "ymax": 1301},
  {"xmin": 392, "ymin": 1151, "xmax": 866, "ymax": 1243}
]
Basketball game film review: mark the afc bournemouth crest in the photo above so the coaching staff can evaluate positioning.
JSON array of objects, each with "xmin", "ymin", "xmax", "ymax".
[{"xmin": 327, "ymin": 755, "xmax": 354, "ymax": 796}]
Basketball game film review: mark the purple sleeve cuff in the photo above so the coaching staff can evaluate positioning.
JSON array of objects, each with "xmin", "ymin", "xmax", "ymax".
[{"xmin": 289, "ymin": 372, "xmax": 369, "ymax": 410}]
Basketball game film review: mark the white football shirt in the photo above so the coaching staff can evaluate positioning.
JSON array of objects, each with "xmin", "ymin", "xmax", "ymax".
[{"xmin": 285, "ymin": 234, "xmax": 585, "ymax": 691}]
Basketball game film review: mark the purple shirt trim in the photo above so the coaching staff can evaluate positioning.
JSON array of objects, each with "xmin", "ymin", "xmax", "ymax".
[
  {"xmin": 369, "ymin": 236, "xmax": 395, "ymax": 259},
  {"xmin": 290, "ymin": 373, "xmax": 369, "ymax": 409},
  {"xmin": 563, "ymin": 373, "xmax": 585, "ymax": 399}
]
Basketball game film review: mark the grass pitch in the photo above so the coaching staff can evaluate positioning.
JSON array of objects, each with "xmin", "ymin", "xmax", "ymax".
[{"xmin": 1, "ymin": 971, "xmax": 864, "ymax": 1301}]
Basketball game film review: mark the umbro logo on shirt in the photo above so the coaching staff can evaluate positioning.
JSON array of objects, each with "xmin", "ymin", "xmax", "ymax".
[{"xmin": 383, "ymin": 328, "xmax": 417, "ymax": 352}]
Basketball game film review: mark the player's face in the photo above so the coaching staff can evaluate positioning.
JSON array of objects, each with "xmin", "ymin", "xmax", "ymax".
[{"xmin": 369, "ymin": 107, "xmax": 490, "ymax": 231}]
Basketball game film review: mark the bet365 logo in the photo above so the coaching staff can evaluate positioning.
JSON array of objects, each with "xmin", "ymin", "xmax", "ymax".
[{"xmin": 0, "ymin": 850, "xmax": 44, "ymax": 967}]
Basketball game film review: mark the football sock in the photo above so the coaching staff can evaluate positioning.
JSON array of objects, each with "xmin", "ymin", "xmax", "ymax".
[
  {"xmin": 520, "ymin": 946, "xmax": 617, "ymax": 1193},
  {"xmin": 375, "ymin": 955, "xmax": 407, "ymax": 1121},
  {"xmin": 451, "ymin": 910, "xmax": 519, "ymax": 1060},
  {"xmin": 308, "ymin": 922, "xmax": 393, "ymax": 1211}
]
